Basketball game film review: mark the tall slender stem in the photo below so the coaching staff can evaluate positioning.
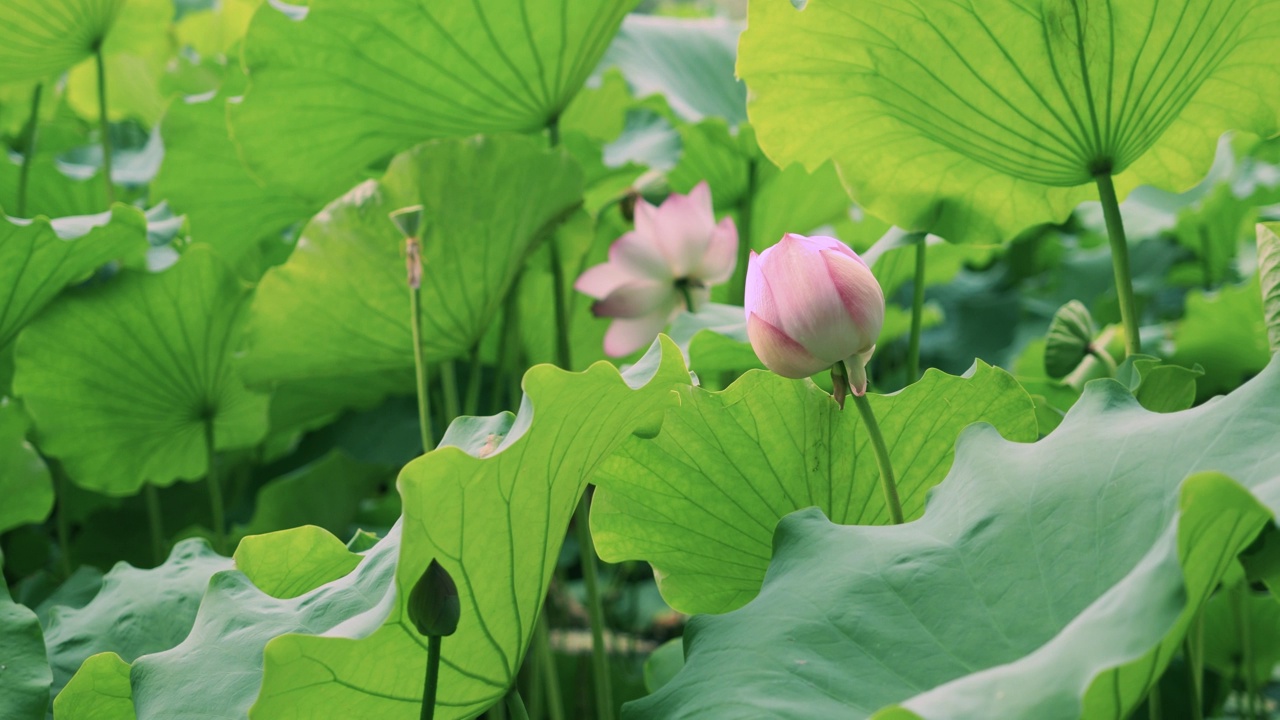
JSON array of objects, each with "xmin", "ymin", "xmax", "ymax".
[
  {"xmin": 548, "ymin": 239, "xmax": 573, "ymax": 371},
  {"xmin": 204, "ymin": 422, "xmax": 226, "ymax": 554},
  {"xmin": 1185, "ymin": 611, "xmax": 1204, "ymax": 720},
  {"xmin": 464, "ymin": 344, "xmax": 482, "ymax": 417},
  {"xmin": 1094, "ymin": 173, "xmax": 1140, "ymax": 355},
  {"xmin": 851, "ymin": 393, "xmax": 904, "ymax": 525},
  {"xmin": 1234, "ymin": 584, "xmax": 1258, "ymax": 720},
  {"xmin": 728, "ymin": 160, "xmax": 757, "ymax": 306},
  {"xmin": 440, "ymin": 360, "xmax": 461, "ymax": 427},
  {"xmin": 534, "ymin": 614, "xmax": 564, "ymax": 720},
  {"xmin": 17, "ymin": 83, "xmax": 43, "ymax": 217},
  {"xmin": 498, "ymin": 287, "xmax": 523, "ymax": 413},
  {"xmin": 1146, "ymin": 682, "xmax": 1162, "ymax": 720},
  {"xmin": 506, "ymin": 689, "xmax": 531, "ymax": 720},
  {"xmin": 574, "ymin": 498, "xmax": 614, "ymax": 720},
  {"xmin": 679, "ymin": 285, "xmax": 697, "ymax": 315},
  {"xmin": 53, "ymin": 465, "xmax": 73, "ymax": 578},
  {"xmin": 907, "ymin": 235, "xmax": 927, "ymax": 382},
  {"xmin": 94, "ymin": 46, "xmax": 115, "ymax": 206},
  {"xmin": 408, "ymin": 236, "xmax": 435, "ymax": 452},
  {"xmin": 143, "ymin": 483, "xmax": 165, "ymax": 565},
  {"xmin": 421, "ymin": 635, "xmax": 442, "ymax": 720}
]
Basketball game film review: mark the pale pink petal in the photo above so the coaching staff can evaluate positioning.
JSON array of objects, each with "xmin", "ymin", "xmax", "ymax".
[
  {"xmin": 795, "ymin": 234, "xmax": 866, "ymax": 265},
  {"xmin": 575, "ymin": 261, "xmax": 645, "ymax": 299},
  {"xmin": 744, "ymin": 250, "xmax": 767, "ymax": 321},
  {"xmin": 697, "ymin": 216, "xmax": 739, "ymax": 285},
  {"xmin": 746, "ymin": 312, "xmax": 830, "ymax": 379},
  {"xmin": 603, "ymin": 304, "xmax": 676, "ymax": 357},
  {"xmin": 821, "ymin": 249, "xmax": 884, "ymax": 348},
  {"xmin": 592, "ymin": 281, "xmax": 673, "ymax": 319},
  {"xmin": 636, "ymin": 183, "xmax": 718, "ymax": 277},
  {"xmin": 755, "ymin": 234, "xmax": 857, "ymax": 363},
  {"xmin": 610, "ymin": 230, "xmax": 673, "ymax": 281}
]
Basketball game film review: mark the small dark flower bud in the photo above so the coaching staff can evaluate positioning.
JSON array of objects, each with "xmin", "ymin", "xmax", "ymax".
[
  {"xmin": 1044, "ymin": 300, "xmax": 1096, "ymax": 379},
  {"xmin": 408, "ymin": 559, "xmax": 459, "ymax": 637}
]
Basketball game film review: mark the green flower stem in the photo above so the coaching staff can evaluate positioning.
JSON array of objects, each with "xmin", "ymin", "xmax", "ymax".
[
  {"xmin": 1185, "ymin": 611, "xmax": 1204, "ymax": 720},
  {"xmin": 1233, "ymin": 584, "xmax": 1258, "ymax": 720},
  {"xmin": 679, "ymin": 285, "xmax": 697, "ymax": 315},
  {"xmin": 53, "ymin": 465, "xmax": 73, "ymax": 578},
  {"xmin": 851, "ymin": 393, "xmax": 904, "ymax": 525},
  {"xmin": 407, "ymin": 237, "xmax": 435, "ymax": 452},
  {"xmin": 574, "ymin": 496, "xmax": 615, "ymax": 720},
  {"xmin": 907, "ymin": 234, "xmax": 927, "ymax": 382},
  {"xmin": 1146, "ymin": 683, "xmax": 1161, "ymax": 720},
  {"xmin": 143, "ymin": 483, "xmax": 165, "ymax": 565},
  {"xmin": 421, "ymin": 635, "xmax": 441, "ymax": 720},
  {"xmin": 464, "ymin": 344, "xmax": 482, "ymax": 417},
  {"xmin": 16, "ymin": 82, "xmax": 43, "ymax": 217},
  {"xmin": 94, "ymin": 45, "xmax": 115, "ymax": 206},
  {"xmin": 534, "ymin": 614, "xmax": 565, "ymax": 720},
  {"xmin": 203, "ymin": 422, "xmax": 226, "ymax": 554},
  {"xmin": 548, "ymin": 239, "xmax": 573, "ymax": 371},
  {"xmin": 728, "ymin": 159, "xmax": 757, "ymax": 306},
  {"xmin": 506, "ymin": 688, "xmax": 531, "ymax": 720},
  {"xmin": 440, "ymin": 360, "xmax": 461, "ymax": 426},
  {"xmin": 1094, "ymin": 173, "xmax": 1141, "ymax": 356}
]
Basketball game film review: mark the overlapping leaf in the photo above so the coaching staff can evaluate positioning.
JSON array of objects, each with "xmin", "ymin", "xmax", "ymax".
[
  {"xmin": 738, "ymin": 0, "xmax": 1280, "ymax": 243},
  {"xmin": 592, "ymin": 363, "xmax": 1037, "ymax": 615},
  {"xmin": 0, "ymin": 0, "xmax": 125, "ymax": 83},
  {"xmin": 0, "ymin": 565, "xmax": 50, "ymax": 720},
  {"xmin": 0, "ymin": 399, "xmax": 52, "ymax": 534},
  {"xmin": 230, "ymin": 0, "xmax": 635, "ymax": 203},
  {"xmin": 241, "ymin": 134, "xmax": 583, "ymax": 392},
  {"xmin": 13, "ymin": 245, "xmax": 268, "ymax": 494},
  {"xmin": 249, "ymin": 338, "xmax": 690, "ymax": 720},
  {"xmin": 630, "ymin": 358, "xmax": 1280, "ymax": 719}
]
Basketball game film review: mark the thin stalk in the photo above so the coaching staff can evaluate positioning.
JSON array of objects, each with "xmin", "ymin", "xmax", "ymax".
[
  {"xmin": 679, "ymin": 285, "xmax": 697, "ymax": 315},
  {"xmin": 851, "ymin": 393, "xmax": 904, "ymax": 525},
  {"xmin": 408, "ymin": 236, "xmax": 435, "ymax": 451},
  {"xmin": 1185, "ymin": 611, "xmax": 1204, "ymax": 720},
  {"xmin": 1147, "ymin": 683, "xmax": 1162, "ymax": 720},
  {"xmin": 907, "ymin": 235, "xmax": 927, "ymax": 382},
  {"xmin": 1234, "ymin": 584, "xmax": 1258, "ymax": 720},
  {"xmin": 143, "ymin": 484, "xmax": 165, "ymax": 565},
  {"xmin": 53, "ymin": 466, "xmax": 73, "ymax": 578},
  {"xmin": 506, "ymin": 689, "xmax": 531, "ymax": 720},
  {"xmin": 421, "ymin": 635, "xmax": 442, "ymax": 720},
  {"xmin": 728, "ymin": 160, "xmax": 757, "ymax": 305},
  {"xmin": 548, "ymin": 239, "xmax": 573, "ymax": 371},
  {"xmin": 203, "ymin": 422, "xmax": 226, "ymax": 554},
  {"xmin": 574, "ymin": 498, "xmax": 614, "ymax": 720},
  {"xmin": 1094, "ymin": 173, "xmax": 1140, "ymax": 355},
  {"xmin": 464, "ymin": 344, "xmax": 482, "ymax": 417},
  {"xmin": 534, "ymin": 614, "xmax": 565, "ymax": 720},
  {"xmin": 94, "ymin": 46, "xmax": 115, "ymax": 205},
  {"xmin": 440, "ymin": 360, "xmax": 461, "ymax": 426},
  {"xmin": 498, "ymin": 288, "xmax": 523, "ymax": 412},
  {"xmin": 17, "ymin": 83, "xmax": 43, "ymax": 217}
]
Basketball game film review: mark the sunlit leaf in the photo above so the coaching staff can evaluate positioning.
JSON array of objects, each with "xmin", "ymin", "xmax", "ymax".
[
  {"xmin": 0, "ymin": 399, "xmax": 52, "ymax": 534},
  {"xmin": 632, "ymin": 358, "xmax": 1280, "ymax": 719},
  {"xmin": 738, "ymin": 0, "xmax": 1280, "ymax": 243},
  {"xmin": 13, "ymin": 245, "xmax": 268, "ymax": 495},
  {"xmin": 52, "ymin": 652, "xmax": 134, "ymax": 720},
  {"xmin": 592, "ymin": 362, "xmax": 1036, "ymax": 615},
  {"xmin": 1258, "ymin": 222, "xmax": 1280, "ymax": 352},
  {"xmin": 0, "ymin": 0, "xmax": 126, "ymax": 84},
  {"xmin": 235, "ymin": 525, "xmax": 362, "ymax": 601},
  {"xmin": 1170, "ymin": 275, "xmax": 1271, "ymax": 399}
]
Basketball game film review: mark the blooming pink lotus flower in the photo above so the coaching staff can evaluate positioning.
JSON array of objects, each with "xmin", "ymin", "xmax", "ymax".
[
  {"xmin": 745, "ymin": 233, "xmax": 885, "ymax": 400},
  {"xmin": 576, "ymin": 182, "xmax": 738, "ymax": 357}
]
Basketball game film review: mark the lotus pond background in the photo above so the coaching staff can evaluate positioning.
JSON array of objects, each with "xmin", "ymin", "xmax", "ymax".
[{"xmin": 2, "ymin": 0, "xmax": 1280, "ymax": 719}]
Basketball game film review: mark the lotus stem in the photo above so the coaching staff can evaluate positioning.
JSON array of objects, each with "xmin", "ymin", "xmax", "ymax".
[
  {"xmin": 17, "ymin": 82, "xmax": 43, "ymax": 217},
  {"xmin": 729, "ymin": 159, "xmax": 757, "ymax": 306},
  {"xmin": 440, "ymin": 360, "xmax": 461, "ymax": 427},
  {"xmin": 574, "ymin": 496, "xmax": 614, "ymax": 720},
  {"xmin": 204, "ymin": 421, "xmax": 226, "ymax": 554},
  {"xmin": 907, "ymin": 234, "xmax": 927, "ymax": 382},
  {"xmin": 421, "ymin": 635, "xmax": 441, "ymax": 720},
  {"xmin": 406, "ymin": 235, "xmax": 435, "ymax": 452},
  {"xmin": 1094, "ymin": 173, "xmax": 1141, "ymax": 355},
  {"xmin": 851, "ymin": 393, "xmax": 904, "ymax": 524},
  {"xmin": 94, "ymin": 45, "xmax": 115, "ymax": 206}
]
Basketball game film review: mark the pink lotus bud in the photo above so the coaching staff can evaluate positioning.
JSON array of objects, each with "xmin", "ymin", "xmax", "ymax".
[
  {"xmin": 744, "ymin": 233, "xmax": 885, "ymax": 397},
  {"xmin": 575, "ymin": 181, "xmax": 738, "ymax": 357}
]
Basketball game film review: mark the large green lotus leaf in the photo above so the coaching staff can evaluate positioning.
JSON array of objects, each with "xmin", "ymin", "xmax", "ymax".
[
  {"xmin": 0, "ymin": 153, "xmax": 111, "ymax": 219},
  {"xmin": 599, "ymin": 15, "xmax": 746, "ymax": 126},
  {"xmin": 592, "ymin": 362, "xmax": 1036, "ymax": 615},
  {"xmin": 64, "ymin": 0, "xmax": 174, "ymax": 125},
  {"xmin": 0, "ymin": 205, "xmax": 147, "ymax": 351},
  {"xmin": 234, "ymin": 525, "xmax": 362, "ymax": 600},
  {"xmin": 0, "ymin": 562, "xmax": 50, "ymax": 720},
  {"xmin": 242, "ymin": 134, "xmax": 583, "ymax": 389},
  {"xmin": 629, "ymin": 357, "xmax": 1280, "ymax": 720},
  {"xmin": 738, "ymin": 0, "xmax": 1280, "ymax": 244},
  {"xmin": 152, "ymin": 87, "xmax": 319, "ymax": 265},
  {"xmin": 232, "ymin": 450, "xmax": 388, "ymax": 543},
  {"xmin": 126, "ymin": 523, "xmax": 401, "ymax": 720},
  {"xmin": 51, "ymin": 652, "xmax": 134, "ymax": 720},
  {"xmin": 0, "ymin": 399, "xmax": 52, "ymax": 534},
  {"xmin": 42, "ymin": 539, "xmax": 232, "ymax": 699},
  {"xmin": 229, "ymin": 0, "xmax": 635, "ymax": 203},
  {"xmin": 0, "ymin": 0, "xmax": 125, "ymax": 84},
  {"xmin": 250, "ymin": 337, "xmax": 691, "ymax": 720},
  {"xmin": 1169, "ymin": 275, "xmax": 1271, "ymax": 399},
  {"xmin": 13, "ymin": 245, "xmax": 269, "ymax": 495}
]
